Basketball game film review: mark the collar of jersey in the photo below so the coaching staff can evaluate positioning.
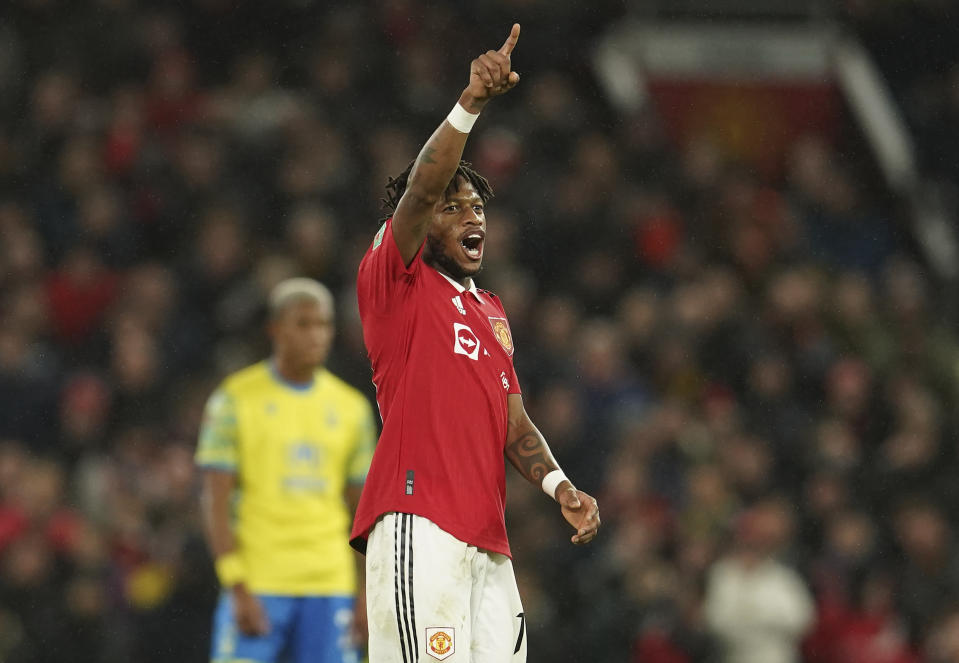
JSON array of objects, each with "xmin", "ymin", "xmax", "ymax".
[
  {"xmin": 435, "ymin": 269, "xmax": 484, "ymax": 302},
  {"xmin": 268, "ymin": 360, "xmax": 316, "ymax": 392}
]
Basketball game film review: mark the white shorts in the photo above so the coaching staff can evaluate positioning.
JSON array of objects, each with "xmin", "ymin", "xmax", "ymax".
[{"xmin": 366, "ymin": 513, "xmax": 527, "ymax": 663}]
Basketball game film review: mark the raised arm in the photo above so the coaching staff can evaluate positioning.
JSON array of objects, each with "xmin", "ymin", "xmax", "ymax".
[
  {"xmin": 391, "ymin": 23, "xmax": 521, "ymax": 265},
  {"xmin": 504, "ymin": 393, "xmax": 601, "ymax": 544}
]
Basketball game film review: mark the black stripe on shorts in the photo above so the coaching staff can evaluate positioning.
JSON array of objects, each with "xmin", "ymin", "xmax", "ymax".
[
  {"xmin": 394, "ymin": 515, "xmax": 410, "ymax": 663},
  {"xmin": 395, "ymin": 514, "xmax": 418, "ymax": 662},
  {"xmin": 407, "ymin": 514, "xmax": 418, "ymax": 657}
]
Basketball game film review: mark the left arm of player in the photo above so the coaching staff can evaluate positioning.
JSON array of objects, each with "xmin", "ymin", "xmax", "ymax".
[
  {"xmin": 504, "ymin": 393, "xmax": 600, "ymax": 544},
  {"xmin": 345, "ymin": 402, "xmax": 375, "ymax": 647},
  {"xmin": 345, "ymin": 483, "xmax": 368, "ymax": 648}
]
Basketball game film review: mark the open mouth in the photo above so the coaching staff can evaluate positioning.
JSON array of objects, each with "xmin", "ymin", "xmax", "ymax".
[{"xmin": 460, "ymin": 230, "xmax": 485, "ymax": 261}]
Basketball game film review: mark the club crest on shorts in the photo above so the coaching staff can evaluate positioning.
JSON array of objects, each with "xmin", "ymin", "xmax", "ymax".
[
  {"xmin": 425, "ymin": 627, "xmax": 455, "ymax": 661},
  {"xmin": 487, "ymin": 317, "xmax": 514, "ymax": 356}
]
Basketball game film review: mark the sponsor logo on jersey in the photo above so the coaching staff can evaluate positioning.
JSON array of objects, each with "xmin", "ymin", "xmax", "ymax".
[
  {"xmin": 425, "ymin": 628, "xmax": 454, "ymax": 661},
  {"xmin": 452, "ymin": 295, "xmax": 466, "ymax": 315},
  {"xmin": 453, "ymin": 323, "xmax": 480, "ymax": 360},
  {"xmin": 488, "ymin": 317, "xmax": 514, "ymax": 356}
]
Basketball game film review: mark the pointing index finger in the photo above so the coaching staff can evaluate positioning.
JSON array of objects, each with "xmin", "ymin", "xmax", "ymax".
[{"xmin": 498, "ymin": 23, "xmax": 520, "ymax": 56}]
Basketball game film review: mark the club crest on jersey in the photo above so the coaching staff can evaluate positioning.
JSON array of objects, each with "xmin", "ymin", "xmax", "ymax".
[
  {"xmin": 425, "ymin": 628, "xmax": 455, "ymax": 661},
  {"xmin": 453, "ymin": 323, "xmax": 480, "ymax": 360},
  {"xmin": 488, "ymin": 317, "xmax": 514, "ymax": 356},
  {"xmin": 451, "ymin": 295, "xmax": 466, "ymax": 315}
]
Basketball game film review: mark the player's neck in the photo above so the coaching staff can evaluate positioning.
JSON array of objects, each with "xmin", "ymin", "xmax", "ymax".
[
  {"xmin": 430, "ymin": 262, "xmax": 473, "ymax": 291},
  {"xmin": 271, "ymin": 356, "xmax": 316, "ymax": 387}
]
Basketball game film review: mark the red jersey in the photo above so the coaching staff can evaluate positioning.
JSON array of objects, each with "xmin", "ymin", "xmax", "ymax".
[{"xmin": 350, "ymin": 219, "xmax": 521, "ymax": 557}]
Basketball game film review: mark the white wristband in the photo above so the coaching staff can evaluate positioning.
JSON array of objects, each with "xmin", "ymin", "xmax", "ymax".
[
  {"xmin": 446, "ymin": 103, "xmax": 479, "ymax": 133},
  {"xmin": 541, "ymin": 470, "xmax": 569, "ymax": 501}
]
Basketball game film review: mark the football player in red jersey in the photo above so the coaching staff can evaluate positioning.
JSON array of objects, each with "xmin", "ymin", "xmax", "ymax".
[{"xmin": 352, "ymin": 24, "xmax": 600, "ymax": 663}]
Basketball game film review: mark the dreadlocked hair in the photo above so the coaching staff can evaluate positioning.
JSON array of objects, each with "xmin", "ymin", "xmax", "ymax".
[{"xmin": 380, "ymin": 159, "xmax": 494, "ymax": 223}]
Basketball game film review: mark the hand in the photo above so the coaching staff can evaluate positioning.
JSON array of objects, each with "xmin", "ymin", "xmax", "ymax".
[
  {"xmin": 464, "ymin": 23, "xmax": 521, "ymax": 106},
  {"xmin": 558, "ymin": 486, "xmax": 601, "ymax": 545},
  {"xmin": 232, "ymin": 584, "xmax": 270, "ymax": 636}
]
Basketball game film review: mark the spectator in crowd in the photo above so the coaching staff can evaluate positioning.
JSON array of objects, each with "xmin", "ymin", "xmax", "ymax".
[{"xmin": 704, "ymin": 499, "xmax": 815, "ymax": 663}]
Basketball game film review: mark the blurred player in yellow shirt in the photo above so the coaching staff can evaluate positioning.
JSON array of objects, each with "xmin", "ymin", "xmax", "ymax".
[{"xmin": 196, "ymin": 278, "xmax": 376, "ymax": 663}]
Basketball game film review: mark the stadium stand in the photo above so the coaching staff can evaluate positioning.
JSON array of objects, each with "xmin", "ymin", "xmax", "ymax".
[{"xmin": 1, "ymin": 1, "xmax": 959, "ymax": 662}]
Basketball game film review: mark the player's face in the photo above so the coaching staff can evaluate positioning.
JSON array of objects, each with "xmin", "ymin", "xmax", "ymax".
[
  {"xmin": 424, "ymin": 178, "xmax": 486, "ymax": 281},
  {"xmin": 272, "ymin": 298, "xmax": 334, "ymax": 368}
]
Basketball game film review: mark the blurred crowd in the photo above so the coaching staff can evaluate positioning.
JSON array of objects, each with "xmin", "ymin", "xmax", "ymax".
[
  {"xmin": 850, "ymin": 0, "xmax": 959, "ymax": 184},
  {"xmin": 2, "ymin": 1, "xmax": 959, "ymax": 662}
]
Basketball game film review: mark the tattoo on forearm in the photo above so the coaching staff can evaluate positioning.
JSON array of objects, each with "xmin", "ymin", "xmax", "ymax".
[
  {"xmin": 420, "ymin": 146, "xmax": 437, "ymax": 164},
  {"xmin": 507, "ymin": 432, "xmax": 557, "ymax": 483}
]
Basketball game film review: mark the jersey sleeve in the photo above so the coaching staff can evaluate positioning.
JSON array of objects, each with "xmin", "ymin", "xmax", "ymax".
[
  {"xmin": 346, "ymin": 399, "xmax": 377, "ymax": 484},
  {"xmin": 507, "ymin": 358, "xmax": 522, "ymax": 395},
  {"xmin": 357, "ymin": 218, "xmax": 424, "ymax": 315},
  {"xmin": 195, "ymin": 388, "xmax": 239, "ymax": 472},
  {"xmin": 495, "ymin": 299, "xmax": 522, "ymax": 395}
]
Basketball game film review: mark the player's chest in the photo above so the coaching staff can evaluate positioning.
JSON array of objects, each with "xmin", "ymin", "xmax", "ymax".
[
  {"xmin": 238, "ymin": 395, "xmax": 350, "ymax": 460},
  {"xmin": 410, "ymin": 288, "xmax": 515, "ymax": 373}
]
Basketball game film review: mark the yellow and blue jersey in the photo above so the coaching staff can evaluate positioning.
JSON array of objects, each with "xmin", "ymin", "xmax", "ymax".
[{"xmin": 196, "ymin": 361, "xmax": 375, "ymax": 596}]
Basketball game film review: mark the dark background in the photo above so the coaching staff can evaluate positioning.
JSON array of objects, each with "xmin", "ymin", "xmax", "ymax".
[{"xmin": 2, "ymin": 1, "xmax": 959, "ymax": 661}]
